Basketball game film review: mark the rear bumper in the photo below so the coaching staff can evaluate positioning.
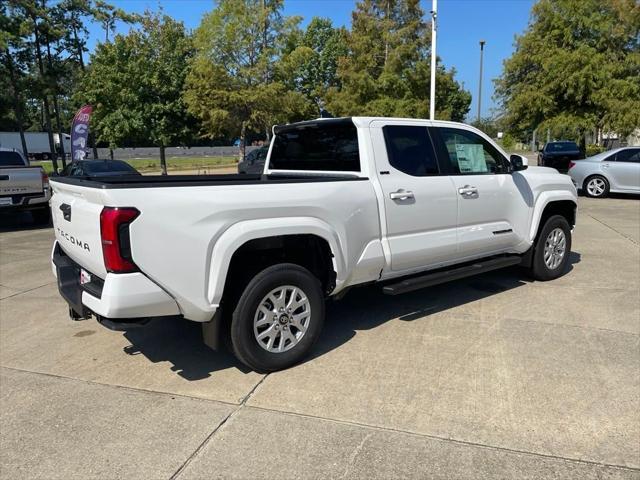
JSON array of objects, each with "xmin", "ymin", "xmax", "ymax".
[
  {"xmin": 52, "ymin": 242, "xmax": 180, "ymax": 323},
  {"xmin": 0, "ymin": 193, "xmax": 49, "ymax": 211}
]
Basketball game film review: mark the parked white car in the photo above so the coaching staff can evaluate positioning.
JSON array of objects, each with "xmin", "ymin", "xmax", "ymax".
[
  {"xmin": 49, "ymin": 117, "xmax": 577, "ymax": 371},
  {"xmin": 568, "ymin": 147, "xmax": 640, "ymax": 197}
]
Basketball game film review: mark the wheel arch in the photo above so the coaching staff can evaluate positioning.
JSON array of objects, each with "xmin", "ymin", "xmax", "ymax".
[
  {"xmin": 529, "ymin": 194, "xmax": 577, "ymax": 243},
  {"xmin": 206, "ymin": 218, "xmax": 345, "ymax": 307}
]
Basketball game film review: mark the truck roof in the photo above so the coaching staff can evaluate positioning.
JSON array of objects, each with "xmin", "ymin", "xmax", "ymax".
[{"xmin": 274, "ymin": 116, "xmax": 472, "ymax": 133}]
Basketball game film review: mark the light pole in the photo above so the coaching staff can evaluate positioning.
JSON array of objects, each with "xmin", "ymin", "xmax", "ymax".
[
  {"xmin": 429, "ymin": 0, "xmax": 437, "ymax": 120},
  {"xmin": 477, "ymin": 40, "xmax": 485, "ymax": 123}
]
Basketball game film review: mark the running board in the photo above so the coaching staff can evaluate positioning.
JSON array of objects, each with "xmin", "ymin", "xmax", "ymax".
[{"xmin": 382, "ymin": 255, "xmax": 522, "ymax": 295}]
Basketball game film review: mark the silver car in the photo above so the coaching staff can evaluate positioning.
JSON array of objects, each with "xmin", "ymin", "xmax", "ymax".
[{"xmin": 568, "ymin": 147, "xmax": 640, "ymax": 197}]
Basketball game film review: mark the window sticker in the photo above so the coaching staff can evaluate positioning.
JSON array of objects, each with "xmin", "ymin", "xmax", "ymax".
[{"xmin": 455, "ymin": 143, "xmax": 487, "ymax": 173}]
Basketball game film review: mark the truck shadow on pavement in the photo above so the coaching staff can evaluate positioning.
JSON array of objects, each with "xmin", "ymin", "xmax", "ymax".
[
  {"xmin": 0, "ymin": 211, "xmax": 51, "ymax": 232},
  {"xmin": 119, "ymin": 253, "xmax": 580, "ymax": 380},
  {"xmin": 312, "ymin": 253, "xmax": 581, "ymax": 362},
  {"xmin": 121, "ymin": 320, "xmax": 252, "ymax": 380}
]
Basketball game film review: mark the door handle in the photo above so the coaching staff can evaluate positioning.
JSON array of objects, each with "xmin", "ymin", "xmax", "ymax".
[
  {"xmin": 458, "ymin": 185, "xmax": 478, "ymax": 197},
  {"xmin": 389, "ymin": 190, "xmax": 414, "ymax": 200}
]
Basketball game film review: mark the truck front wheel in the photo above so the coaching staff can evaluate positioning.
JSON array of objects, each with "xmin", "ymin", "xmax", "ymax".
[
  {"xmin": 230, "ymin": 263, "xmax": 325, "ymax": 372},
  {"xmin": 530, "ymin": 215, "xmax": 572, "ymax": 281}
]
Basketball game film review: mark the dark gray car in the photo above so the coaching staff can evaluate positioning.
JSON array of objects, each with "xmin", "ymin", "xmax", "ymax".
[
  {"xmin": 238, "ymin": 146, "xmax": 269, "ymax": 174},
  {"xmin": 59, "ymin": 159, "xmax": 141, "ymax": 177}
]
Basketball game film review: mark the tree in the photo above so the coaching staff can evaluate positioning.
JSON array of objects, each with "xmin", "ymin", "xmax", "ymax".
[
  {"xmin": 278, "ymin": 17, "xmax": 348, "ymax": 111},
  {"xmin": 76, "ymin": 12, "xmax": 195, "ymax": 173},
  {"xmin": 495, "ymin": 0, "xmax": 640, "ymax": 145},
  {"xmin": 0, "ymin": 3, "xmax": 31, "ymax": 156},
  {"xmin": 325, "ymin": 0, "xmax": 470, "ymax": 121},
  {"xmin": 471, "ymin": 117, "xmax": 500, "ymax": 139},
  {"xmin": 184, "ymin": 0, "xmax": 315, "ymax": 160},
  {"xmin": 92, "ymin": 0, "xmax": 139, "ymax": 43}
]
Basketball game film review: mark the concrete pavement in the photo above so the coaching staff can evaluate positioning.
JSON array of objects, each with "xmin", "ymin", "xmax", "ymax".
[{"xmin": 0, "ymin": 195, "xmax": 638, "ymax": 479}]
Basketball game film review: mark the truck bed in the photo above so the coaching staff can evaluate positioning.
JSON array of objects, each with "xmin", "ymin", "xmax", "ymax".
[{"xmin": 50, "ymin": 173, "xmax": 366, "ymax": 189}]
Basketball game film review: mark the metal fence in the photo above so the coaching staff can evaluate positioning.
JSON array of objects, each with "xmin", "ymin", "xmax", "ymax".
[{"xmin": 94, "ymin": 146, "xmax": 260, "ymax": 159}]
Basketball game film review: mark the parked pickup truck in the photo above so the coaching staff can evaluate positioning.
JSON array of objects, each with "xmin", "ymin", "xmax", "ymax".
[
  {"xmin": 1, "ymin": 147, "xmax": 51, "ymax": 223},
  {"xmin": 538, "ymin": 141, "xmax": 585, "ymax": 172},
  {"xmin": 49, "ymin": 118, "xmax": 577, "ymax": 372}
]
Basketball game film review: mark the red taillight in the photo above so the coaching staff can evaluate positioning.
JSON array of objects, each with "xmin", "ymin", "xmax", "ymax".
[
  {"xmin": 568, "ymin": 161, "xmax": 576, "ymax": 170},
  {"xmin": 100, "ymin": 207, "xmax": 140, "ymax": 273},
  {"xmin": 41, "ymin": 170, "xmax": 49, "ymax": 187}
]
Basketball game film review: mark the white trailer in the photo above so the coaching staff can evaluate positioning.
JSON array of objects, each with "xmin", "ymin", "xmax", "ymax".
[{"xmin": 0, "ymin": 132, "xmax": 71, "ymax": 160}]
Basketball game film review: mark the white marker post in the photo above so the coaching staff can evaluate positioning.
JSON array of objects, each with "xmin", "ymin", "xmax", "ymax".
[{"xmin": 430, "ymin": 0, "xmax": 437, "ymax": 120}]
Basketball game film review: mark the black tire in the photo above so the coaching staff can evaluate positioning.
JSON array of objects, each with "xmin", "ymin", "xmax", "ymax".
[
  {"xmin": 583, "ymin": 175, "xmax": 609, "ymax": 198},
  {"xmin": 31, "ymin": 206, "xmax": 51, "ymax": 225},
  {"xmin": 230, "ymin": 263, "xmax": 325, "ymax": 372},
  {"xmin": 530, "ymin": 215, "xmax": 572, "ymax": 281}
]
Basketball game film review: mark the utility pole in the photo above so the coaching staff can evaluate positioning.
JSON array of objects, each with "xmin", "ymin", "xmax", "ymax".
[
  {"xmin": 429, "ymin": 0, "xmax": 437, "ymax": 120},
  {"xmin": 477, "ymin": 40, "xmax": 485, "ymax": 123}
]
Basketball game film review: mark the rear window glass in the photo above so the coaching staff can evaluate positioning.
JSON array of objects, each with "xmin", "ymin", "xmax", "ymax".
[
  {"xmin": 546, "ymin": 142, "xmax": 579, "ymax": 152},
  {"xmin": 269, "ymin": 120, "xmax": 360, "ymax": 171},
  {"xmin": 0, "ymin": 151, "xmax": 26, "ymax": 167}
]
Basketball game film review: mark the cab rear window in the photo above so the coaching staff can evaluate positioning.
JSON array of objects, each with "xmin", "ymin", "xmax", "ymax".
[{"xmin": 269, "ymin": 119, "xmax": 360, "ymax": 172}]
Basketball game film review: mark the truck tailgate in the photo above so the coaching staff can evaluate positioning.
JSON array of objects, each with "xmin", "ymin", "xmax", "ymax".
[
  {"xmin": 0, "ymin": 167, "xmax": 43, "ymax": 196},
  {"xmin": 50, "ymin": 181, "xmax": 108, "ymax": 278}
]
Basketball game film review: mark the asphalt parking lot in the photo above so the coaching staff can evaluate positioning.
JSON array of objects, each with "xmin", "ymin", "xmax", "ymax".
[{"xmin": 1, "ymin": 195, "xmax": 638, "ymax": 479}]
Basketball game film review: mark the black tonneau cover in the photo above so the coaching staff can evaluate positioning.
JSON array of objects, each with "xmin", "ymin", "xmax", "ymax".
[{"xmin": 49, "ymin": 173, "xmax": 366, "ymax": 189}]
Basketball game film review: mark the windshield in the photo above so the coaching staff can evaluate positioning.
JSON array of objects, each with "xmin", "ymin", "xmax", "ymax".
[
  {"xmin": 83, "ymin": 161, "xmax": 137, "ymax": 174},
  {"xmin": 0, "ymin": 151, "xmax": 26, "ymax": 167},
  {"xmin": 546, "ymin": 142, "xmax": 579, "ymax": 152}
]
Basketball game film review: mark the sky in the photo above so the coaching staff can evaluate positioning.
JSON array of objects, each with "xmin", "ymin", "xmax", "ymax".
[{"xmin": 85, "ymin": 0, "xmax": 535, "ymax": 119}]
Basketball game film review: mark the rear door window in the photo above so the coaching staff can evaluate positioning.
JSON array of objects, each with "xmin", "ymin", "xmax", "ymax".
[
  {"xmin": 382, "ymin": 125, "xmax": 439, "ymax": 176},
  {"xmin": 616, "ymin": 149, "xmax": 640, "ymax": 163},
  {"xmin": 269, "ymin": 119, "xmax": 360, "ymax": 172}
]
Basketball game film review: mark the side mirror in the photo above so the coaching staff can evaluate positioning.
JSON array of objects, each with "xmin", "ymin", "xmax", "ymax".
[{"xmin": 510, "ymin": 154, "xmax": 528, "ymax": 172}]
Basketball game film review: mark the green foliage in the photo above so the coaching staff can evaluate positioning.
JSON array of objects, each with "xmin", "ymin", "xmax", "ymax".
[
  {"xmin": 471, "ymin": 117, "xmax": 500, "ymax": 138},
  {"xmin": 76, "ymin": 12, "xmax": 195, "ymax": 150},
  {"xmin": 184, "ymin": 0, "xmax": 315, "ymax": 151},
  {"xmin": 499, "ymin": 133, "xmax": 516, "ymax": 150},
  {"xmin": 278, "ymin": 17, "xmax": 348, "ymax": 108},
  {"xmin": 495, "ymin": 0, "xmax": 640, "ymax": 141},
  {"xmin": 5, "ymin": 0, "xmax": 476, "ymax": 155},
  {"xmin": 325, "ymin": 0, "xmax": 470, "ymax": 120},
  {"xmin": 585, "ymin": 143, "xmax": 605, "ymax": 157}
]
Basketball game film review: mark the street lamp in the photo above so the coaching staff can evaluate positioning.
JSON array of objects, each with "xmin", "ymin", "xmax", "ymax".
[
  {"xmin": 429, "ymin": 0, "xmax": 438, "ymax": 120},
  {"xmin": 429, "ymin": 0, "xmax": 437, "ymax": 120},
  {"xmin": 477, "ymin": 40, "xmax": 486, "ymax": 123}
]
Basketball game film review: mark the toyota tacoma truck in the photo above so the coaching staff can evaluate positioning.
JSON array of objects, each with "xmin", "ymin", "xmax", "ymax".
[
  {"xmin": 49, "ymin": 118, "xmax": 577, "ymax": 372},
  {"xmin": 1, "ymin": 147, "xmax": 51, "ymax": 223}
]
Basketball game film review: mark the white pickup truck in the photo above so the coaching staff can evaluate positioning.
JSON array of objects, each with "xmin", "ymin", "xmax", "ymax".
[{"xmin": 50, "ymin": 117, "xmax": 577, "ymax": 372}]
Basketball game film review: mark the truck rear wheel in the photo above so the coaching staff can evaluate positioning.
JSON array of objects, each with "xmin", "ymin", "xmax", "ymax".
[
  {"xmin": 530, "ymin": 215, "xmax": 572, "ymax": 281},
  {"xmin": 230, "ymin": 263, "xmax": 325, "ymax": 372}
]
